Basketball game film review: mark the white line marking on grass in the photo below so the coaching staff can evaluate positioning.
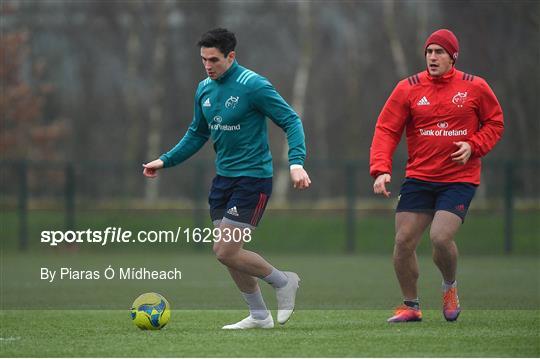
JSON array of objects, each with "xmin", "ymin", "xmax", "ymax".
[{"xmin": 0, "ymin": 336, "xmax": 21, "ymax": 341}]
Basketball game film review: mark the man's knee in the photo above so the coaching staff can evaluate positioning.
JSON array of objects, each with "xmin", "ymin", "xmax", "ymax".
[
  {"xmin": 394, "ymin": 230, "xmax": 418, "ymax": 254},
  {"xmin": 430, "ymin": 210, "xmax": 462, "ymax": 249},
  {"xmin": 212, "ymin": 241, "xmax": 238, "ymax": 264},
  {"xmin": 430, "ymin": 230, "xmax": 454, "ymax": 249}
]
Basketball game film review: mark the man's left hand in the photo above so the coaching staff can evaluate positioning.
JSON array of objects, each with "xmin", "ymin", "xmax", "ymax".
[
  {"xmin": 290, "ymin": 167, "xmax": 311, "ymax": 189},
  {"xmin": 451, "ymin": 141, "xmax": 472, "ymax": 165}
]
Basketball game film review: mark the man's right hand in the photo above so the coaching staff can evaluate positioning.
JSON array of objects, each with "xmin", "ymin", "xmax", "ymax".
[
  {"xmin": 142, "ymin": 159, "xmax": 164, "ymax": 178},
  {"xmin": 373, "ymin": 173, "xmax": 391, "ymax": 198}
]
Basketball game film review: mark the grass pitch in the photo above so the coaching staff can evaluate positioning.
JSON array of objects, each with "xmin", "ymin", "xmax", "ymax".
[
  {"xmin": 1, "ymin": 309, "xmax": 538, "ymax": 357},
  {"xmin": 1, "ymin": 252, "xmax": 538, "ymax": 357}
]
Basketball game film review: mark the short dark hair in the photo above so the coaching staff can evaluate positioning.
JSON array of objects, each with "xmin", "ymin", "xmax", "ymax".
[{"xmin": 197, "ymin": 28, "xmax": 237, "ymax": 56}]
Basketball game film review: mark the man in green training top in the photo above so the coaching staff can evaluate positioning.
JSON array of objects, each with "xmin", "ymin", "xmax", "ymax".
[{"xmin": 143, "ymin": 28, "xmax": 311, "ymax": 329}]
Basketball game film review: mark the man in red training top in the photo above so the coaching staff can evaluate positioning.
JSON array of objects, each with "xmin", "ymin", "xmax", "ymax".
[{"xmin": 370, "ymin": 29, "xmax": 503, "ymax": 322}]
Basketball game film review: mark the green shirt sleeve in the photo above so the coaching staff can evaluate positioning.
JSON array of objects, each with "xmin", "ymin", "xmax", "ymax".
[
  {"xmin": 160, "ymin": 86, "xmax": 210, "ymax": 168},
  {"xmin": 251, "ymin": 79, "xmax": 306, "ymax": 166}
]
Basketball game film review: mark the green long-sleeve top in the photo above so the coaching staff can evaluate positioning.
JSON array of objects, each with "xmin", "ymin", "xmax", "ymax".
[{"xmin": 160, "ymin": 61, "xmax": 306, "ymax": 178}]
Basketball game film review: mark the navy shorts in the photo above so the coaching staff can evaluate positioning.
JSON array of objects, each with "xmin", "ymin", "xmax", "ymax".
[
  {"xmin": 209, "ymin": 175, "xmax": 272, "ymax": 228},
  {"xmin": 396, "ymin": 178, "xmax": 477, "ymax": 222}
]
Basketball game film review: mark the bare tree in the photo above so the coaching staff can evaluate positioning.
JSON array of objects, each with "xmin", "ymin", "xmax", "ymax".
[
  {"xmin": 416, "ymin": 1, "xmax": 429, "ymax": 64},
  {"xmin": 144, "ymin": 1, "xmax": 171, "ymax": 202},
  {"xmin": 273, "ymin": 0, "xmax": 313, "ymax": 204},
  {"xmin": 123, "ymin": 0, "xmax": 144, "ymax": 195},
  {"xmin": 0, "ymin": 27, "xmax": 66, "ymax": 161},
  {"xmin": 383, "ymin": 0, "xmax": 408, "ymax": 78}
]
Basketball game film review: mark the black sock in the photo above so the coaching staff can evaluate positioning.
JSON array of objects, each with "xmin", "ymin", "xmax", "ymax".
[{"xmin": 404, "ymin": 300, "xmax": 419, "ymax": 309}]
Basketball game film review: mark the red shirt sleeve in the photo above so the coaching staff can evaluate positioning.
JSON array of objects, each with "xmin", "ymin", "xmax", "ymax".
[
  {"xmin": 370, "ymin": 81, "xmax": 410, "ymax": 178},
  {"xmin": 468, "ymin": 79, "xmax": 504, "ymax": 157}
]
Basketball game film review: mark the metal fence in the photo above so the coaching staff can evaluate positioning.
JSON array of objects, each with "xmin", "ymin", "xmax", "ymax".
[{"xmin": 1, "ymin": 159, "xmax": 539, "ymax": 253}]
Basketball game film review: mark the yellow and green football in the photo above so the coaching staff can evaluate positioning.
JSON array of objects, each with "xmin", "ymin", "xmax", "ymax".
[{"xmin": 130, "ymin": 292, "xmax": 171, "ymax": 330}]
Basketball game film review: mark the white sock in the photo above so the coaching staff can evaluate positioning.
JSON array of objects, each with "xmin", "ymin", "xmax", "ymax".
[
  {"xmin": 241, "ymin": 288, "xmax": 269, "ymax": 320},
  {"xmin": 443, "ymin": 280, "xmax": 457, "ymax": 291},
  {"xmin": 262, "ymin": 267, "xmax": 288, "ymax": 288}
]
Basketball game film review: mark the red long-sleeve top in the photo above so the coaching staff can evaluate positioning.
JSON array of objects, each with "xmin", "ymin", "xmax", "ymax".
[{"xmin": 370, "ymin": 68, "xmax": 504, "ymax": 185}]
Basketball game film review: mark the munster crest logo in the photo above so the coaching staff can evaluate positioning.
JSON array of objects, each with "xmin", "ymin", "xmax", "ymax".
[
  {"xmin": 452, "ymin": 92, "xmax": 468, "ymax": 108},
  {"xmin": 225, "ymin": 96, "xmax": 239, "ymax": 109}
]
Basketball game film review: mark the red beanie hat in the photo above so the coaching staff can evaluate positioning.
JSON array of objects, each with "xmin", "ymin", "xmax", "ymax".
[{"xmin": 425, "ymin": 29, "xmax": 459, "ymax": 62}]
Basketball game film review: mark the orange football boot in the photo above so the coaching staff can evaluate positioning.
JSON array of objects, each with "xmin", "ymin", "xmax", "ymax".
[
  {"xmin": 387, "ymin": 304, "xmax": 422, "ymax": 323},
  {"xmin": 443, "ymin": 286, "xmax": 461, "ymax": 321}
]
